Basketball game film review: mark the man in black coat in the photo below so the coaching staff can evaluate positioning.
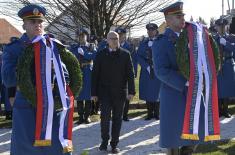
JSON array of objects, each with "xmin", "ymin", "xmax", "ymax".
[{"xmin": 91, "ymin": 31, "xmax": 135, "ymax": 154}]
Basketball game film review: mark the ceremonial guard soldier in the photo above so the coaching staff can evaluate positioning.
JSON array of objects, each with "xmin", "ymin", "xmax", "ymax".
[
  {"xmin": 2, "ymin": 4, "xmax": 80, "ymax": 154},
  {"xmin": 0, "ymin": 50, "xmax": 12, "ymax": 120},
  {"xmin": 97, "ymin": 38, "xmax": 108, "ymax": 52},
  {"xmin": 137, "ymin": 23, "xmax": 161, "ymax": 120},
  {"xmin": 70, "ymin": 28, "xmax": 97, "ymax": 124},
  {"xmin": 152, "ymin": 1, "xmax": 221, "ymax": 154},
  {"xmin": 115, "ymin": 27, "xmax": 138, "ymax": 121},
  {"xmin": 214, "ymin": 18, "xmax": 235, "ymax": 118}
]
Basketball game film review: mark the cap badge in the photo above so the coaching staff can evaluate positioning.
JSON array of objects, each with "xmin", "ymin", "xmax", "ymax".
[{"xmin": 33, "ymin": 8, "xmax": 39, "ymax": 15}]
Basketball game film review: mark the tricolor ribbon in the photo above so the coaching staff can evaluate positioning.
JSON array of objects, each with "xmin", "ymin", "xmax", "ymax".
[
  {"xmin": 181, "ymin": 22, "xmax": 220, "ymax": 141},
  {"xmin": 32, "ymin": 35, "xmax": 74, "ymax": 153}
]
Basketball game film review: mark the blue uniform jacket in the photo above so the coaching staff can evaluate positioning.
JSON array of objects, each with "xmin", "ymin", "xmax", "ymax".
[
  {"xmin": 70, "ymin": 43, "xmax": 97, "ymax": 100},
  {"xmin": 152, "ymin": 28, "xmax": 204, "ymax": 148},
  {"xmin": 137, "ymin": 37, "xmax": 161, "ymax": 102},
  {"xmin": 2, "ymin": 33, "xmax": 72, "ymax": 155},
  {"xmin": 215, "ymin": 33, "xmax": 235, "ymax": 98},
  {"xmin": 121, "ymin": 41, "xmax": 138, "ymax": 77},
  {"xmin": 97, "ymin": 39, "xmax": 108, "ymax": 52}
]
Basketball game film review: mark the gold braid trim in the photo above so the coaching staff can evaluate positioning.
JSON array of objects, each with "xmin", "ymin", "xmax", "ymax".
[
  {"xmin": 204, "ymin": 135, "xmax": 221, "ymax": 142},
  {"xmin": 34, "ymin": 140, "xmax": 51, "ymax": 146},
  {"xmin": 181, "ymin": 134, "xmax": 199, "ymax": 140}
]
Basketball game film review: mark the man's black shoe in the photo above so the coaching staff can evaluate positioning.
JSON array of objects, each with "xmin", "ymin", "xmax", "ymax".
[
  {"xmin": 123, "ymin": 117, "xmax": 129, "ymax": 121},
  {"xmin": 99, "ymin": 144, "xmax": 107, "ymax": 151},
  {"xmin": 111, "ymin": 147, "xmax": 120, "ymax": 154}
]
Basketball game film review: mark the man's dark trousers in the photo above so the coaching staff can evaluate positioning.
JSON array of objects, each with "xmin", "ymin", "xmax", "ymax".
[{"xmin": 100, "ymin": 98, "xmax": 125, "ymax": 148}]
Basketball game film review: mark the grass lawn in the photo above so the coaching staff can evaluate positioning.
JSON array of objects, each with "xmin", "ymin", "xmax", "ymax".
[
  {"xmin": 194, "ymin": 104, "xmax": 235, "ymax": 155},
  {"xmin": 194, "ymin": 140, "xmax": 235, "ymax": 155}
]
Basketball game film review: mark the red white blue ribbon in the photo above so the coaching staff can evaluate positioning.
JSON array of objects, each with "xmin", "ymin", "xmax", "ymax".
[
  {"xmin": 181, "ymin": 22, "xmax": 220, "ymax": 141},
  {"xmin": 32, "ymin": 35, "xmax": 74, "ymax": 153}
]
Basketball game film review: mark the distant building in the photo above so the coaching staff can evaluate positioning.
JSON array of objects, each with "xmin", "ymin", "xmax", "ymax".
[{"xmin": 0, "ymin": 18, "xmax": 22, "ymax": 50}]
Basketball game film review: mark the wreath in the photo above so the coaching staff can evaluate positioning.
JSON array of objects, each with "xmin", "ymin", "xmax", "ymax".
[
  {"xmin": 17, "ymin": 42, "xmax": 82, "ymax": 108},
  {"xmin": 175, "ymin": 25, "xmax": 221, "ymax": 79}
]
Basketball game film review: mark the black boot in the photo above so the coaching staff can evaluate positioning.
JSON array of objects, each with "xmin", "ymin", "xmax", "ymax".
[
  {"xmin": 180, "ymin": 145, "xmax": 196, "ymax": 155},
  {"xmin": 167, "ymin": 148, "xmax": 180, "ymax": 155},
  {"xmin": 5, "ymin": 111, "xmax": 12, "ymax": 120},
  {"xmin": 222, "ymin": 99, "xmax": 231, "ymax": 118},
  {"xmin": 154, "ymin": 102, "xmax": 160, "ymax": 120},
  {"xmin": 84, "ymin": 100, "xmax": 92, "ymax": 124},
  {"xmin": 145, "ymin": 102, "xmax": 153, "ymax": 120},
  {"xmin": 94, "ymin": 101, "xmax": 100, "ymax": 114},
  {"xmin": 90, "ymin": 100, "xmax": 96, "ymax": 115},
  {"xmin": 218, "ymin": 99, "xmax": 223, "ymax": 118},
  {"xmin": 77, "ymin": 101, "xmax": 84, "ymax": 124}
]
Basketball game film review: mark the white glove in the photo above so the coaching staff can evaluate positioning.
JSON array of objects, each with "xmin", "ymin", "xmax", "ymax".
[
  {"xmin": 185, "ymin": 81, "xmax": 189, "ymax": 86},
  {"xmin": 220, "ymin": 38, "xmax": 226, "ymax": 46},
  {"xmin": 148, "ymin": 41, "xmax": 153, "ymax": 47},
  {"xmin": 77, "ymin": 47, "xmax": 84, "ymax": 55},
  {"xmin": 147, "ymin": 66, "xmax": 151, "ymax": 74}
]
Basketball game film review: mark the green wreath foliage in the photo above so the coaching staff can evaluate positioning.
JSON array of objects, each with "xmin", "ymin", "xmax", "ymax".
[
  {"xmin": 175, "ymin": 26, "xmax": 221, "ymax": 80},
  {"xmin": 17, "ymin": 42, "xmax": 82, "ymax": 107}
]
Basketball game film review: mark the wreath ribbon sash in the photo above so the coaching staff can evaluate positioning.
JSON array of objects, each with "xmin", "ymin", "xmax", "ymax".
[
  {"xmin": 181, "ymin": 22, "xmax": 220, "ymax": 141},
  {"xmin": 32, "ymin": 35, "xmax": 74, "ymax": 153}
]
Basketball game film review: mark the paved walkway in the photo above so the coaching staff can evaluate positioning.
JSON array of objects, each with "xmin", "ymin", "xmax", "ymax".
[{"xmin": 0, "ymin": 116, "xmax": 235, "ymax": 155}]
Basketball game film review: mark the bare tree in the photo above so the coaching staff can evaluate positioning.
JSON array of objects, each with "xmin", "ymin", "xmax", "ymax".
[
  {"xmin": 1, "ymin": 0, "xmax": 172, "ymax": 41},
  {"xmin": 197, "ymin": 16, "xmax": 207, "ymax": 25}
]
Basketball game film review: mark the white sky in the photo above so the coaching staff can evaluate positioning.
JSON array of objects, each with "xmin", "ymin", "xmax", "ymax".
[
  {"xmin": 0, "ymin": 0, "xmax": 231, "ymax": 37},
  {"xmin": 183, "ymin": 0, "xmax": 226, "ymax": 24}
]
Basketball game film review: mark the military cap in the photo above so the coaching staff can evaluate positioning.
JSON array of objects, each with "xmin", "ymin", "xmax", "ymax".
[
  {"xmin": 160, "ymin": 1, "xmax": 184, "ymax": 16},
  {"xmin": 146, "ymin": 23, "xmax": 158, "ymax": 30},
  {"xmin": 229, "ymin": 17, "xmax": 235, "ymax": 34},
  {"xmin": 215, "ymin": 18, "xmax": 229, "ymax": 26},
  {"xmin": 76, "ymin": 28, "xmax": 89, "ymax": 36},
  {"xmin": 115, "ymin": 27, "xmax": 127, "ymax": 34},
  {"xmin": 18, "ymin": 4, "xmax": 46, "ymax": 20}
]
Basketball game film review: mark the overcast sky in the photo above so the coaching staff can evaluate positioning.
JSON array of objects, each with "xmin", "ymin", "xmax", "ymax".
[{"xmin": 0, "ymin": 0, "xmax": 231, "ymax": 37}]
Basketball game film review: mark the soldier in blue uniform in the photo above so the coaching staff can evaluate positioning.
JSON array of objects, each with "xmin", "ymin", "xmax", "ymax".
[
  {"xmin": 214, "ymin": 18, "xmax": 234, "ymax": 118},
  {"xmin": 1, "ymin": 37, "xmax": 18, "ymax": 120},
  {"xmin": 89, "ymin": 35, "xmax": 100, "ymax": 115},
  {"xmin": 70, "ymin": 28, "xmax": 97, "ymax": 124},
  {"xmin": 229, "ymin": 17, "xmax": 235, "ymax": 59},
  {"xmin": 152, "ymin": 2, "xmax": 203, "ymax": 154},
  {"xmin": 97, "ymin": 38, "xmax": 108, "ymax": 52},
  {"xmin": 115, "ymin": 27, "xmax": 138, "ymax": 121},
  {"xmin": 2, "ymin": 4, "xmax": 72, "ymax": 155},
  {"xmin": 1, "ymin": 84, "xmax": 13, "ymax": 120},
  {"xmin": 137, "ymin": 23, "xmax": 161, "ymax": 120}
]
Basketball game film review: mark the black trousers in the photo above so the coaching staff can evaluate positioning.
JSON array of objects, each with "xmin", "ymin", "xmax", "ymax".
[
  {"xmin": 100, "ymin": 99, "xmax": 125, "ymax": 148},
  {"xmin": 123, "ymin": 99, "xmax": 129, "ymax": 119},
  {"xmin": 77, "ymin": 100, "xmax": 92, "ymax": 120}
]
